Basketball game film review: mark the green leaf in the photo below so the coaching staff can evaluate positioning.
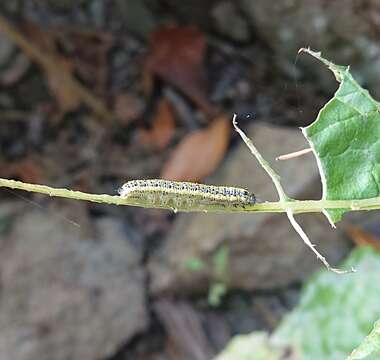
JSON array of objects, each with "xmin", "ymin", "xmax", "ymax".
[
  {"xmin": 208, "ymin": 282, "xmax": 227, "ymax": 307},
  {"xmin": 348, "ymin": 318, "xmax": 380, "ymax": 360},
  {"xmin": 301, "ymin": 49, "xmax": 380, "ymax": 223},
  {"xmin": 272, "ymin": 246, "xmax": 380, "ymax": 360},
  {"xmin": 186, "ymin": 257, "xmax": 205, "ymax": 271},
  {"xmin": 213, "ymin": 245, "xmax": 229, "ymax": 279}
]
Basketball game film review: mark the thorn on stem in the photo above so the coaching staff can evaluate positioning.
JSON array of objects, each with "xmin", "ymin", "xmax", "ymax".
[{"xmin": 276, "ymin": 148, "xmax": 312, "ymax": 161}]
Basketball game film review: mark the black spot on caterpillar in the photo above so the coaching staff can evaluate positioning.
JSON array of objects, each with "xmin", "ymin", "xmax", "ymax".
[{"xmin": 118, "ymin": 179, "xmax": 256, "ymax": 210}]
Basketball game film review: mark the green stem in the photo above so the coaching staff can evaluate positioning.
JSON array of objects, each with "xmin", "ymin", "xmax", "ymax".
[{"xmin": 1, "ymin": 176, "xmax": 379, "ymax": 214}]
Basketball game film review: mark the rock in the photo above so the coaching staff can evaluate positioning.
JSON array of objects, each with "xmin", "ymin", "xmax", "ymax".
[
  {"xmin": 148, "ymin": 123, "xmax": 350, "ymax": 295},
  {"xmin": 211, "ymin": 1, "xmax": 251, "ymax": 42},
  {"xmin": 239, "ymin": 0, "xmax": 380, "ymax": 98},
  {"xmin": 0, "ymin": 207, "xmax": 147, "ymax": 360}
]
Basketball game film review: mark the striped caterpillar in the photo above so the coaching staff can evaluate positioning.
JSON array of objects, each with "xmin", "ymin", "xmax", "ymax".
[{"xmin": 118, "ymin": 179, "xmax": 256, "ymax": 210}]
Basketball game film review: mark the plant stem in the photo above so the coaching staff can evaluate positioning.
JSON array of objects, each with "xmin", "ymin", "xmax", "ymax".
[
  {"xmin": 0, "ymin": 178, "xmax": 379, "ymax": 213},
  {"xmin": 232, "ymin": 115, "xmax": 289, "ymax": 203},
  {"xmin": 232, "ymin": 116, "xmax": 353, "ymax": 274}
]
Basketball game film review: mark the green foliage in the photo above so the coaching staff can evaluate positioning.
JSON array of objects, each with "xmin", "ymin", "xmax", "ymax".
[
  {"xmin": 207, "ymin": 246, "xmax": 230, "ymax": 306},
  {"xmin": 208, "ymin": 282, "xmax": 227, "ymax": 307},
  {"xmin": 186, "ymin": 246, "xmax": 230, "ymax": 306},
  {"xmin": 272, "ymin": 246, "xmax": 380, "ymax": 360},
  {"xmin": 186, "ymin": 257, "xmax": 205, "ymax": 271},
  {"xmin": 215, "ymin": 50, "xmax": 380, "ymax": 359},
  {"xmin": 215, "ymin": 247, "xmax": 380, "ymax": 360},
  {"xmin": 213, "ymin": 245, "xmax": 229, "ymax": 279},
  {"xmin": 348, "ymin": 319, "xmax": 380, "ymax": 360},
  {"xmin": 302, "ymin": 49, "xmax": 380, "ymax": 223}
]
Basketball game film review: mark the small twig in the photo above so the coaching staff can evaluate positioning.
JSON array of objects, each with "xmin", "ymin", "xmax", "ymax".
[
  {"xmin": 232, "ymin": 115, "xmax": 353, "ymax": 274},
  {"xmin": 0, "ymin": 15, "xmax": 115, "ymax": 123},
  {"xmin": 276, "ymin": 148, "xmax": 312, "ymax": 161}
]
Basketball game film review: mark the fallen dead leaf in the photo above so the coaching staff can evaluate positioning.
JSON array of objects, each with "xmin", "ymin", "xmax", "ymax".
[
  {"xmin": 160, "ymin": 115, "xmax": 230, "ymax": 181},
  {"xmin": 139, "ymin": 99, "xmax": 176, "ymax": 149},
  {"xmin": 23, "ymin": 21, "xmax": 81, "ymax": 112},
  {"xmin": 145, "ymin": 26, "xmax": 218, "ymax": 119},
  {"xmin": 0, "ymin": 160, "xmax": 44, "ymax": 184},
  {"xmin": 345, "ymin": 225, "xmax": 380, "ymax": 252}
]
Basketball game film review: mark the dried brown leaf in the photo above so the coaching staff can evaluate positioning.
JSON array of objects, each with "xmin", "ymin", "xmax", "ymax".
[
  {"xmin": 23, "ymin": 22, "xmax": 80, "ymax": 112},
  {"xmin": 145, "ymin": 26, "xmax": 218, "ymax": 118},
  {"xmin": 161, "ymin": 115, "xmax": 230, "ymax": 181},
  {"xmin": 345, "ymin": 225, "xmax": 380, "ymax": 252},
  {"xmin": 0, "ymin": 160, "xmax": 44, "ymax": 184},
  {"xmin": 139, "ymin": 99, "xmax": 176, "ymax": 149}
]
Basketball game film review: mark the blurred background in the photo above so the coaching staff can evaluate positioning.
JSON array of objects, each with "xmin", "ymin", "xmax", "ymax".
[{"xmin": 0, "ymin": 1, "xmax": 379, "ymax": 360}]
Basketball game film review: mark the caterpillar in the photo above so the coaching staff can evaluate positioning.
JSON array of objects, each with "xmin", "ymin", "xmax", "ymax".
[{"xmin": 118, "ymin": 179, "xmax": 256, "ymax": 210}]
